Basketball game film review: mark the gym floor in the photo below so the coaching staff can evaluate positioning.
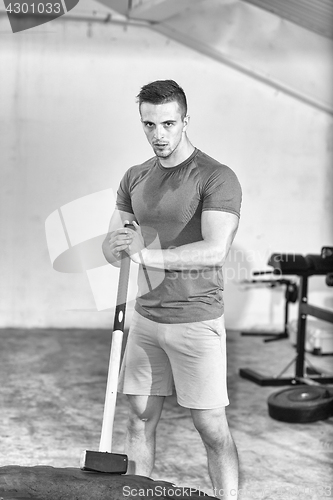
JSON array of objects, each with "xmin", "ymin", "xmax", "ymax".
[{"xmin": 1, "ymin": 324, "xmax": 332, "ymax": 500}]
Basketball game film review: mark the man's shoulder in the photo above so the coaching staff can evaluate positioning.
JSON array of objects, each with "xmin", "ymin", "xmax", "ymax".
[
  {"xmin": 132, "ymin": 155, "xmax": 156, "ymax": 170},
  {"xmin": 194, "ymin": 149, "xmax": 239, "ymax": 179},
  {"xmin": 125, "ymin": 156, "xmax": 156, "ymax": 177}
]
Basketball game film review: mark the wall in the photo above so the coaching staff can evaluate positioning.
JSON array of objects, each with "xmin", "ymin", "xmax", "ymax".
[{"xmin": 0, "ymin": 3, "xmax": 332, "ymax": 329}]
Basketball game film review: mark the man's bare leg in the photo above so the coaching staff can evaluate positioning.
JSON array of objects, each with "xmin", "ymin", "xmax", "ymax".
[
  {"xmin": 191, "ymin": 407, "xmax": 239, "ymax": 500},
  {"xmin": 125, "ymin": 394, "xmax": 165, "ymax": 475}
]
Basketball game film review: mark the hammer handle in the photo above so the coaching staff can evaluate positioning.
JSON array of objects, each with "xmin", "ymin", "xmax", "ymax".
[
  {"xmin": 99, "ymin": 250, "xmax": 131, "ymax": 453},
  {"xmin": 113, "ymin": 251, "xmax": 131, "ymax": 332}
]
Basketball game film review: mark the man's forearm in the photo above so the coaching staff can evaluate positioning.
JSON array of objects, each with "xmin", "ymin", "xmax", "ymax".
[{"xmin": 137, "ymin": 240, "xmax": 229, "ymax": 271}]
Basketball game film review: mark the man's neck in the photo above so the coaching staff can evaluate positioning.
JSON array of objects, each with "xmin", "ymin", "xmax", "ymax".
[{"xmin": 159, "ymin": 138, "xmax": 195, "ymax": 168}]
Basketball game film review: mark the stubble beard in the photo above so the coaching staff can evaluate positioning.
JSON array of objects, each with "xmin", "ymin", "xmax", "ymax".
[
  {"xmin": 152, "ymin": 136, "xmax": 182, "ymax": 159},
  {"xmin": 154, "ymin": 147, "xmax": 172, "ymax": 158}
]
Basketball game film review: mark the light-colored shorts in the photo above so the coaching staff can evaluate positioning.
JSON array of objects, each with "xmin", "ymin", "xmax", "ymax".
[{"xmin": 118, "ymin": 310, "xmax": 229, "ymax": 409}]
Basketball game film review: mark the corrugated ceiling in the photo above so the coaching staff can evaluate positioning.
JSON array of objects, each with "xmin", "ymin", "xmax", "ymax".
[{"xmin": 242, "ymin": 0, "xmax": 333, "ymax": 39}]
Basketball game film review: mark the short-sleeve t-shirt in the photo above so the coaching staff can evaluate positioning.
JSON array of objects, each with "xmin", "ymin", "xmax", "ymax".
[{"xmin": 116, "ymin": 148, "xmax": 242, "ymax": 323}]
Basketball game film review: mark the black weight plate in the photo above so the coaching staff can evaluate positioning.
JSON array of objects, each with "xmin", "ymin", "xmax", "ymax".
[
  {"xmin": 287, "ymin": 386, "xmax": 324, "ymax": 402},
  {"xmin": 267, "ymin": 386, "xmax": 333, "ymax": 423}
]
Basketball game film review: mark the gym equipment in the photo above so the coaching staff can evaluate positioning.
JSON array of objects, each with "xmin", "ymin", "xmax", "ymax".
[
  {"xmin": 240, "ymin": 275, "xmax": 298, "ymax": 342},
  {"xmin": 81, "ymin": 225, "xmax": 135, "ymax": 473},
  {"xmin": 239, "ymin": 247, "xmax": 333, "ymax": 387},
  {"xmin": 326, "ymin": 272, "xmax": 333, "ymax": 287},
  {"xmin": 267, "ymin": 385, "xmax": 333, "ymax": 423},
  {"xmin": 288, "ymin": 318, "xmax": 333, "ymax": 355},
  {"xmin": 239, "ymin": 247, "xmax": 333, "ymax": 423}
]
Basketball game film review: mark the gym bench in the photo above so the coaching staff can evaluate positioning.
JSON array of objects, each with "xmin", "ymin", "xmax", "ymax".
[{"xmin": 239, "ymin": 247, "xmax": 333, "ymax": 386}]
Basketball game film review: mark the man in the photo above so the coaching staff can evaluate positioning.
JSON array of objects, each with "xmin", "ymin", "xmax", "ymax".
[{"xmin": 102, "ymin": 80, "xmax": 242, "ymax": 499}]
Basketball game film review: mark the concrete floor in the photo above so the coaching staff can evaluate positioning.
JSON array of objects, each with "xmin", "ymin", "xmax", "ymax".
[{"xmin": 0, "ymin": 326, "xmax": 332, "ymax": 499}]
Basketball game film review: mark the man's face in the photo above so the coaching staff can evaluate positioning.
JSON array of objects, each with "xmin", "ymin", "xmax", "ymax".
[{"xmin": 140, "ymin": 101, "xmax": 188, "ymax": 159}]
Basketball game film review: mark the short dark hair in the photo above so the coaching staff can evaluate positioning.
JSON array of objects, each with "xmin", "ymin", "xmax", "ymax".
[{"xmin": 137, "ymin": 80, "xmax": 187, "ymax": 119}]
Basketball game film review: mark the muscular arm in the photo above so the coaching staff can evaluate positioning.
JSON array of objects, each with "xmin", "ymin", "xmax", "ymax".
[
  {"xmin": 130, "ymin": 211, "xmax": 239, "ymax": 270},
  {"xmin": 102, "ymin": 209, "xmax": 137, "ymax": 267}
]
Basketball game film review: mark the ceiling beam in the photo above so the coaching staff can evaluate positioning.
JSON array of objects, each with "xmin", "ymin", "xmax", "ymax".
[
  {"xmin": 129, "ymin": 0, "xmax": 202, "ymax": 22},
  {"xmin": 150, "ymin": 23, "xmax": 333, "ymax": 115},
  {"xmin": 93, "ymin": 0, "xmax": 130, "ymax": 16},
  {"xmin": 241, "ymin": 0, "xmax": 333, "ymax": 39},
  {"xmin": 92, "ymin": 0, "xmax": 332, "ymax": 115},
  {"xmin": 93, "ymin": 0, "xmax": 200, "ymax": 22}
]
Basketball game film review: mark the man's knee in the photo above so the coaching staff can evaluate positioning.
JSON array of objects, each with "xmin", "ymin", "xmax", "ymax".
[
  {"xmin": 191, "ymin": 407, "xmax": 231, "ymax": 448},
  {"xmin": 127, "ymin": 395, "xmax": 164, "ymax": 435}
]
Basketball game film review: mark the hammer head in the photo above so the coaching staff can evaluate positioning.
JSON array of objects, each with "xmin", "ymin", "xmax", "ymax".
[{"xmin": 80, "ymin": 450, "xmax": 128, "ymax": 474}]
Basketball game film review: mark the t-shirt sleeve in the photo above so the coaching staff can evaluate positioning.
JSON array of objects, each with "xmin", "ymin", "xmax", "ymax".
[
  {"xmin": 116, "ymin": 168, "xmax": 134, "ymax": 214},
  {"xmin": 202, "ymin": 165, "xmax": 242, "ymax": 218}
]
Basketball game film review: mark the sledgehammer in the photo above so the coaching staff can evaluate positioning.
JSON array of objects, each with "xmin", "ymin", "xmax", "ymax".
[{"xmin": 80, "ymin": 224, "xmax": 135, "ymax": 473}]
